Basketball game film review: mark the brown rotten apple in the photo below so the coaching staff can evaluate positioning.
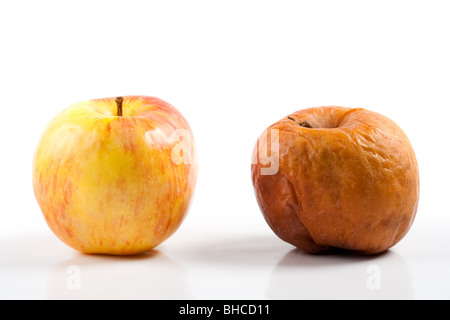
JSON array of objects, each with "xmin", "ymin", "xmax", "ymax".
[{"xmin": 251, "ymin": 106, "xmax": 419, "ymax": 255}]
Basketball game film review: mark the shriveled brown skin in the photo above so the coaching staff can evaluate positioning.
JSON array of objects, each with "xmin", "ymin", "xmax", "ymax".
[{"xmin": 251, "ymin": 107, "xmax": 420, "ymax": 255}]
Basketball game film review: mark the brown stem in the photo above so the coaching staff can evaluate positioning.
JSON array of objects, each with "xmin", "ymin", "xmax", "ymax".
[
  {"xmin": 299, "ymin": 120, "xmax": 313, "ymax": 128},
  {"xmin": 287, "ymin": 116, "xmax": 312, "ymax": 128},
  {"xmin": 115, "ymin": 97, "xmax": 124, "ymax": 117}
]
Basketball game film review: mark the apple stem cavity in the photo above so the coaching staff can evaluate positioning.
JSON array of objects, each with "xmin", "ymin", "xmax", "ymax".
[
  {"xmin": 115, "ymin": 97, "xmax": 124, "ymax": 117},
  {"xmin": 287, "ymin": 116, "xmax": 312, "ymax": 128}
]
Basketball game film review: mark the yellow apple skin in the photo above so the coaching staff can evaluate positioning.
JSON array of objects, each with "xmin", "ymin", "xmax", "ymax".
[{"xmin": 33, "ymin": 96, "xmax": 197, "ymax": 255}]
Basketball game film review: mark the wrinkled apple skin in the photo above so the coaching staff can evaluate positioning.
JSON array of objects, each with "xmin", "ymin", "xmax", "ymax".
[
  {"xmin": 252, "ymin": 107, "xmax": 419, "ymax": 255},
  {"xmin": 33, "ymin": 96, "xmax": 197, "ymax": 255}
]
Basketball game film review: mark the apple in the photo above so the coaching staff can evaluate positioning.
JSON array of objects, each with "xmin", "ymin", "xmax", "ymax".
[
  {"xmin": 33, "ymin": 96, "xmax": 198, "ymax": 255},
  {"xmin": 251, "ymin": 106, "xmax": 419, "ymax": 255}
]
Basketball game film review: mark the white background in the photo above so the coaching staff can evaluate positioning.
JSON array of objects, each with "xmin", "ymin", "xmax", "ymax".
[{"xmin": 1, "ymin": 0, "xmax": 449, "ymax": 300}]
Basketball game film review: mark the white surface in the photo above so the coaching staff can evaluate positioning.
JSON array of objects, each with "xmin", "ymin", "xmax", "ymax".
[
  {"xmin": 1, "ymin": 217, "xmax": 450, "ymax": 300},
  {"xmin": 1, "ymin": 0, "xmax": 450, "ymax": 300}
]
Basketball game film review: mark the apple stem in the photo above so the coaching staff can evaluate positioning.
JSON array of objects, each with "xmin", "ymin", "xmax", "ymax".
[
  {"xmin": 287, "ymin": 116, "xmax": 312, "ymax": 128},
  {"xmin": 115, "ymin": 97, "xmax": 124, "ymax": 117}
]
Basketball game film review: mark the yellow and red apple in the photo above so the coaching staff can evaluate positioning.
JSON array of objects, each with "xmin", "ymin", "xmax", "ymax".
[
  {"xmin": 33, "ymin": 96, "xmax": 197, "ymax": 255},
  {"xmin": 252, "ymin": 106, "xmax": 420, "ymax": 255}
]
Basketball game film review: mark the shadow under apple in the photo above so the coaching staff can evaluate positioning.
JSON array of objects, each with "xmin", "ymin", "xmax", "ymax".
[
  {"xmin": 45, "ymin": 249, "xmax": 193, "ymax": 300},
  {"xmin": 266, "ymin": 248, "xmax": 414, "ymax": 300}
]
